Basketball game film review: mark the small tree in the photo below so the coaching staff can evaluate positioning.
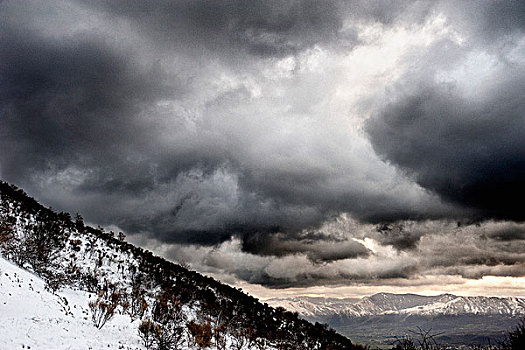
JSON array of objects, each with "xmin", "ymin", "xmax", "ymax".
[
  {"xmin": 188, "ymin": 321, "xmax": 213, "ymax": 349},
  {"xmin": 213, "ymin": 322, "xmax": 227, "ymax": 350},
  {"xmin": 126, "ymin": 285, "xmax": 148, "ymax": 321},
  {"xmin": 88, "ymin": 289, "xmax": 121, "ymax": 329},
  {"xmin": 229, "ymin": 318, "xmax": 251, "ymax": 350},
  {"xmin": 138, "ymin": 291, "xmax": 187, "ymax": 350},
  {"xmin": 118, "ymin": 231, "xmax": 126, "ymax": 241},
  {"xmin": 139, "ymin": 319, "xmax": 161, "ymax": 349},
  {"xmin": 0, "ymin": 224, "xmax": 26, "ymax": 265}
]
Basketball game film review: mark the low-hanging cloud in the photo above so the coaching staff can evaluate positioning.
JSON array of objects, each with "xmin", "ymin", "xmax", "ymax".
[{"xmin": 153, "ymin": 218, "xmax": 525, "ymax": 288}]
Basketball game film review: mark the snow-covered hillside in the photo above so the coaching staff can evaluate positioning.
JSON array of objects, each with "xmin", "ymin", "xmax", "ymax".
[
  {"xmin": 0, "ymin": 256, "xmax": 144, "ymax": 349},
  {"xmin": 0, "ymin": 256, "xmax": 263, "ymax": 350},
  {"xmin": 266, "ymin": 297, "xmax": 359, "ymax": 318},
  {"xmin": 0, "ymin": 181, "xmax": 359, "ymax": 350}
]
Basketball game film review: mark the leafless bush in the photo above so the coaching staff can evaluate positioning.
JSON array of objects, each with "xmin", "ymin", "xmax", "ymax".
[
  {"xmin": 88, "ymin": 289, "xmax": 121, "ymax": 329},
  {"xmin": 139, "ymin": 319, "xmax": 161, "ymax": 349},
  {"xmin": 188, "ymin": 321, "xmax": 213, "ymax": 349}
]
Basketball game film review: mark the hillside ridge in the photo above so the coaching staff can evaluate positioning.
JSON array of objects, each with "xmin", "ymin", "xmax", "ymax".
[{"xmin": 0, "ymin": 181, "xmax": 359, "ymax": 350}]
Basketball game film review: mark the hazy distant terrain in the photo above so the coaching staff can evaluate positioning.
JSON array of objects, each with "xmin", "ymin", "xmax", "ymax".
[{"xmin": 269, "ymin": 293, "xmax": 525, "ymax": 347}]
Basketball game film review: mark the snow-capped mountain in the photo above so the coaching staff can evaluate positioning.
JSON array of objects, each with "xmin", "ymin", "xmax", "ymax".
[
  {"xmin": 268, "ymin": 293, "xmax": 525, "ymax": 347},
  {"xmin": 268, "ymin": 292, "xmax": 525, "ymax": 318},
  {"xmin": 265, "ymin": 297, "xmax": 359, "ymax": 318}
]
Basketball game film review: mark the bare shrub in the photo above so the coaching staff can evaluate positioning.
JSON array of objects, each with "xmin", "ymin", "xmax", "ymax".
[
  {"xmin": 392, "ymin": 328, "xmax": 443, "ymax": 350},
  {"xmin": 213, "ymin": 323, "xmax": 227, "ymax": 350},
  {"xmin": 88, "ymin": 289, "xmax": 121, "ymax": 329},
  {"xmin": 0, "ymin": 224, "xmax": 25, "ymax": 265},
  {"xmin": 137, "ymin": 291, "xmax": 187, "ymax": 350},
  {"xmin": 139, "ymin": 319, "xmax": 161, "ymax": 349},
  {"xmin": 188, "ymin": 321, "xmax": 212, "ymax": 349}
]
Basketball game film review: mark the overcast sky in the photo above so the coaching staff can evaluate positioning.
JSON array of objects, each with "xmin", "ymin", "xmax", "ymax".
[{"xmin": 2, "ymin": 0, "xmax": 525, "ymax": 299}]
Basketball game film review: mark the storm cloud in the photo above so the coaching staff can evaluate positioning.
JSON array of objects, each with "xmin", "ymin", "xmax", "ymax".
[
  {"xmin": 93, "ymin": 0, "xmax": 347, "ymax": 58},
  {"xmin": 366, "ymin": 2, "xmax": 525, "ymax": 221},
  {"xmin": 1, "ymin": 0, "xmax": 525, "ymax": 290},
  {"xmin": 155, "ymin": 218, "xmax": 525, "ymax": 288}
]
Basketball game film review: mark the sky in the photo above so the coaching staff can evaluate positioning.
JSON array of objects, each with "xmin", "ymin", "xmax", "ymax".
[{"xmin": 1, "ymin": 0, "xmax": 525, "ymax": 299}]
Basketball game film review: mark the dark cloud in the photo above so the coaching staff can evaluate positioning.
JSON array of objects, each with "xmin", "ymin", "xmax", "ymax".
[
  {"xmin": 2, "ymin": 0, "xmax": 525, "ymax": 289},
  {"xmin": 440, "ymin": 1, "xmax": 525, "ymax": 46},
  {"xmin": 92, "ymin": 0, "xmax": 347, "ymax": 58},
  {"xmin": 157, "ymin": 219, "xmax": 525, "ymax": 288},
  {"xmin": 0, "ymin": 17, "xmax": 183, "ymax": 181},
  {"xmin": 365, "ymin": 0, "xmax": 525, "ymax": 222},
  {"xmin": 89, "ymin": 0, "xmax": 441, "ymax": 60},
  {"xmin": 375, "ymin": 223, "xmax": 424, "ymax": 251},
  {"xmin": 240, "ymin": 231, "xmax": 370, "ymax": 262},
  {"xmin": 0, "ymin": 0, "xmax": 452, "ymax": 250},
  {"xmin": 367, "ymin": 66, "xmax": 525, "ymax": 221},
  {"xmin": 487, "ymin": 224, "xmax": 525, "ymax": 242}
]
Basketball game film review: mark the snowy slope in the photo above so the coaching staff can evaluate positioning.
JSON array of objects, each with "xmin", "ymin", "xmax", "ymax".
[
  {"xmin": 267, "ymin": 297, "xmax": 359, "ymax": 318},
  {"xmin": 0, "ymin": 256, "xmax": 276, "ymax": 350},
  {"xmin": 0, "ymin": 182, "xmax": 356, "ymax": 350},
  {"xmin": 0, "ymin": 256, "xmax": 145, "ymax": 350}
]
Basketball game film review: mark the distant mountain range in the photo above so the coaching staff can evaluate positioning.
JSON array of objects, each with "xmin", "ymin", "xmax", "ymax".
[
  {"xmin": 269, "ymin": 293, "xmax": 525, "ymax": 317},
  {"xmin": 268, "ymin": 293, "xmax": 525, "ymax": 347}
]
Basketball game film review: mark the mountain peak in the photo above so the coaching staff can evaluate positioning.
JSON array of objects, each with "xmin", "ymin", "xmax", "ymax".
[{"xmin": 266, "ymin": 292, "xmax": 525, "ymax": 346}]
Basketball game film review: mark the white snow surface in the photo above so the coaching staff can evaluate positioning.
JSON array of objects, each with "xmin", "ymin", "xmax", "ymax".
[
  {"xmin": 0, "ymin": 256, "xmax": 144, "ymax": 350},
  {"xmin": 0, "ymin": 194, "xmax": 282, "ymax": 350},
  {"xmin": 0, "ymin": 256, "xmax": 277, "ymax": 350}
]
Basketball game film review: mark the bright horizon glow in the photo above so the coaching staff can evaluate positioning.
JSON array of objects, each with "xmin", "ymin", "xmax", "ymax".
[{"xmin": 234, "ymin": 276, "xmax": 525, "ymax": 301}]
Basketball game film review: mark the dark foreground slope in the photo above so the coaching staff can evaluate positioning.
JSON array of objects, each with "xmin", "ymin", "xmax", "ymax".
[{"xmin": 0, "ymin": 181, "xmax": 361, "ymax": 350}]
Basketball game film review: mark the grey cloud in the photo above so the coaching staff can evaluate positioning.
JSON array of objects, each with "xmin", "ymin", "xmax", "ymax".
[
  {"xmin": 240, "ymin": 231, "xmax": 370, "ymax": 262},
  {"xmin": 367, "ymin": 66, "xmax": 525, "ymax": 221},
  {"xmin": 348, "ymin": 0, "xmax": 434, "ymax": 26},
  {"xmin": 375, "ymin": 222, "xmax": 425, "ymax": 251},
  {"xmin": 365, "ymin": 1, "xmax": 525, "ymax": 221},
  {"xmin": 166, "ymin": 219, "xmax": 525, "ymax": 288},
  {"xmin": 439, "ymin": 1, "xmax": 525, "ymax": 47},
  {"xmin": 2, "ymin": 0, "xmax": 525, "ymax": 290},
  {"xmin": 0, "ymin": 0, "xmax": 454, "ymax": 251},
  {"xmin": 89, "ymin": 0, "xmax": 440, "ymax": 60},
  {"xmin": 91, "ymin": 0, "xmax": 347, "ymax": 58},
  {"xmin": 486, "ymin": 223, "xmax": 525, "ymax": 242},
  {"xmin": 0, "ymin": 24, "xmax": 177, "ymax": 181}
]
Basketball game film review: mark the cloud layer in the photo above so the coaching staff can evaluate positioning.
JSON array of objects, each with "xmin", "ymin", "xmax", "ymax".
[
  {"xmin": 150, "ymin": 217, "xmax": 525, "ymax": 289},
  {"xmin": 1, "ymin": 0, "xmax": 524, "ymax": 290}
]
